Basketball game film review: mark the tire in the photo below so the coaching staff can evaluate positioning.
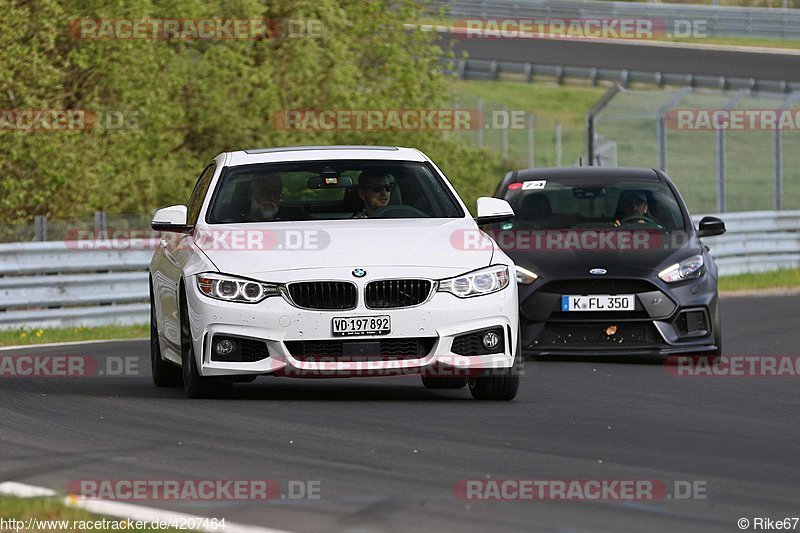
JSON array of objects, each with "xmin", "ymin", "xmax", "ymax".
[
  {"xmin": 150, "ymin": 283, "xmax": 182, "ymax": 387},
  {"xmin": 179, "ymin": 288, "xmax": 231, "ymax": 399},
  {"xmin": 467, "ymin": 330, "xmax": 522, "ymax": 401},
  {"xmin": 421, "ymin": 376, "xmax": 467, "ymax": 389}
]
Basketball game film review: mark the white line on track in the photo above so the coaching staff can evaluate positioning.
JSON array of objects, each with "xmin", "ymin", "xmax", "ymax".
[{"xmin": 0, "ymin": 337, "xmax": 147, "ymax": 352}]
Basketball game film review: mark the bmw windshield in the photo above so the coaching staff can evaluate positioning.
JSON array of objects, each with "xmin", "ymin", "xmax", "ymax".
[{"xmin": 206, "ymin": 160, "xmax": 464, "ymax": 223}]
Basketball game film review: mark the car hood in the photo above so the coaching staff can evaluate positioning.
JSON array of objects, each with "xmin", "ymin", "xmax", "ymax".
[
  {"xmin": 506, "ymin": 231, "xmax": 702, "ymax": 279},
  {"xmin": 193, "ymin": 218, "xmax": 494, "ymax": 275}
]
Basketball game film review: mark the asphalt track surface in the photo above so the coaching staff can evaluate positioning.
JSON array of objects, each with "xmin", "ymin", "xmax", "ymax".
[
  {"xmin": 444, "ymin": 33, "xmax": 800, "ymax": 82},
  {"xmin": 1, "ymin": 294, "xmax": 799, "ymax": 532}
]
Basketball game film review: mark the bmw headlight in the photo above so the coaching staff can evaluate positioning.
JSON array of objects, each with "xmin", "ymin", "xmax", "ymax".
[
  {"xmin": 196, "ymin": 273, "xmax": 280, "ymax": 303},
  {"xmin": 658, "ymin": 255, "xmax": 705, "ymax": 283},
  {"xmin": 438, "ymin": 265, "xmax": 510, "ymax": 298},
  {"xmin": 515, "ymin": 265, "xmax": 538, "ymax": 285}
]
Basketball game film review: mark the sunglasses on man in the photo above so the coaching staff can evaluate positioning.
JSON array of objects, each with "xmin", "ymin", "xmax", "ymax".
[{"xmin": 364, "ymin": 183, "xmax": 396, "ymax": 193}]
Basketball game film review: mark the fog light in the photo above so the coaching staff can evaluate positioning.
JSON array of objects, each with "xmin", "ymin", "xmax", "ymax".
[
  {"xmin": 215, "ymin": 339, "xmax": 236, "ymax": 356},
  {"xmin": 482, "ymin": 331, "xmax": 500, "ymax": 350}
]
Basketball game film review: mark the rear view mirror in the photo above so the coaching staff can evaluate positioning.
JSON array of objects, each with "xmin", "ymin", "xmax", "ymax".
[
  {"xmin": 573, "ymin": 187, "xmax": 606, "ymax": 199},
  {"xmin": 476, "ymin": 197, "xmax": 514, "ymax": 226},
  {"xmin": 307, "ymin": 175, "xmax": 354, "ymax": 189},
  {"xmin": 152, "ymin": 205, "xmax": 189, "ymax": 233},
  {"xmin": 697, "ymin": 216, "xmax": 726, "ymax": 238}
]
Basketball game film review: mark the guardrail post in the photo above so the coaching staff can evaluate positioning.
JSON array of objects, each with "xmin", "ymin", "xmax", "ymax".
[
  {"xmin": 489, "ymin": 60, "xmax": 498, "ymax": 81},
  {"xmin": 457, "ymin": 59, "xmax": 467, "ymax": 80},
  {"xmin": 33, "ymin": 216, "xmax": 47, "ymax": 242}
]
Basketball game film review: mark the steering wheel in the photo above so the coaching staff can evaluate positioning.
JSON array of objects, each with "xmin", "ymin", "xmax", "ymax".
[
  {"xmin": 620, "ymin": 214, "xmax": 665, "ymax": 229},
  {"xmin": 371, "ymin": 205, "xmax": 428, "ymax": 218}
]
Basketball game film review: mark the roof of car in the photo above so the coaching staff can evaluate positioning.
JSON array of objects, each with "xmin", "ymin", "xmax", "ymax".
[
  {"xmin": 225, "ymin": 146, "xmax": 428, "ymax": 166},
  {"xmin": 513, "ymin": 167, "xmax": 661, "ymax": 182}
]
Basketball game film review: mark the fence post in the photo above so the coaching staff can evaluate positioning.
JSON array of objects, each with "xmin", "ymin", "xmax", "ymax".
[
  {"xmin": 555, "ymin": 121, "xmax": 562, "ymax": 167},
  {"xmin": 775, "ymin": 127, "xmax": 782, "ymax": 211},
  {"xmin": 94, "ymin": 211, "xmax": 107, "ymax": 233},
  {"xmin": 657, "ymin": 87, "xmax": 692, "ymax": 172},
  {"xmin": 716, "ymin": 128, "xmax": 726, "ymax": 213},
  {"xmin": 501, "ymin": 105, "xmax": 509, "ymax": 158},
  {"xmin": 527, "ymin": 114, "xmax": 535, "ymax": 169},
  {"xmin": 586, "ymin": 85, "xmax": 623, "ymax": 166},
  {"xmin": 476, "ymin": 97, "xmax": 484, "ymax": 149},
  {"xmin": 33, "ymin": 215, "xmax": 47, "ymax": 242}
]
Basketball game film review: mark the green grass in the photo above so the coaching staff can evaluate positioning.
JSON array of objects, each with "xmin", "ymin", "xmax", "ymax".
[
  {"xmin": 450, "ymin": 80, "xmax": 604, "ymax": 169},
  {"xmin": 663, "ymin": 36, "xmax": 800, "ymax": 49},
  {"xmin": 719, "ymin": 267, "xmax": 800, "ymax": 292},
  {"xmin": 0, "ymin": 324, "xmax": 147, "ymax": 347},
  {"xmin": 0, "ymin": 496, "xmax": 181, "ymax": 533}
]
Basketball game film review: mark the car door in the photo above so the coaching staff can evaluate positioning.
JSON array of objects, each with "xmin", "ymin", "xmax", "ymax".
[{"xmin": 157, "ymin": 162, "xmax": 217, "ymax": 352}]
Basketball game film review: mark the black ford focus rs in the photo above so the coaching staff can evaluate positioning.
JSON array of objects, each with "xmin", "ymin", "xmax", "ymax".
[{"xmin": 490, "ymin": 167, "xmax": 726, "ymax": 358}]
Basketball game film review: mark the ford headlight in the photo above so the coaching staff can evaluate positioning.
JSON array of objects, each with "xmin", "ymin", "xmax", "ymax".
[
  {"xmin": 438, "ymin": 265, "xmax": 510, "ymax": 298},
  {"xmin": 515, "ymin": 265, "xmax": 538, "ymax": 285},
  {"xmin": 658, "ymin": 255, "xmax": 705, "ymax": 283},
  {"xmin": 196, "ymin": 273, "xmax": 280, "ymax": 303}
]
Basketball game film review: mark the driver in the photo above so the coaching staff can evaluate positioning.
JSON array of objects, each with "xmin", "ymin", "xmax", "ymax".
[
  {"xmin": 615, "ymin": 192, "xmax": 649, "ymax": 226},
  {"xmin": 354, "ymin": 170, "xmax": 394, "ymax": 218},
  {"xmin": 247, "ymin": 173, "xmax": 283, "ymax": 221}
]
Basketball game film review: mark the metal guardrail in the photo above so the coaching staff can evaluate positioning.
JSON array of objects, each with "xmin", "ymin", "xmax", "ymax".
[
  {"xmin": 0, "ymin": 242, "xmax": 152, "ymax": 330},
  {"xmin": 693, "ymin": 210, "xmax": 800, "ymax": 275},
  {"xmin": 455, "ymin": 58, "xmax": 800, "ymax": 93},
  {"xmin": 0, "ymin": 211, "xmax": 797, "ymax": 330},
  {"xmin": 440, "ymin": 0, "xmax": 800, "ymax": 39}
]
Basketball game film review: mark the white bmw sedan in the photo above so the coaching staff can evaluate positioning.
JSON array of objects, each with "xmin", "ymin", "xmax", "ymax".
[{"xmin": 149, "ymin": 146, "xmax": 521, "ymax": 400}]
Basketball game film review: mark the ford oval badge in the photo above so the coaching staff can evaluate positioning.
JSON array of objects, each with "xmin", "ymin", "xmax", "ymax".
[{"xmin": 589, "ymin": 268, "xmax": 607, "ymax": 276}]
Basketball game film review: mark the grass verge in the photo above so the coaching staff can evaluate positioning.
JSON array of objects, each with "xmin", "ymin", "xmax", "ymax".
[
  {"xmin": 719, "ymin": 267, "xmax": 800, "ymax": 292},
  {"xmin": 0, "ymin": 324, "xmax": 147, "ymax": 347},
  {"xmin": 0, "ymin": 496, "xmax": 181, "ymax": 533}
]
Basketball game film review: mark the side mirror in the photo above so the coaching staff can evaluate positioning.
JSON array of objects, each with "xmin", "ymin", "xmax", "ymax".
[
  {"xmin": 697, "ymin": 216, "xmax": 725, "ymax": 238},
  {"xmin": 152, "ymin": 205, "xmax": 189, "ymax": 233},
  {"xmin": 476, "ymin": 197, "xmax": 514, "ymax": 226}
]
